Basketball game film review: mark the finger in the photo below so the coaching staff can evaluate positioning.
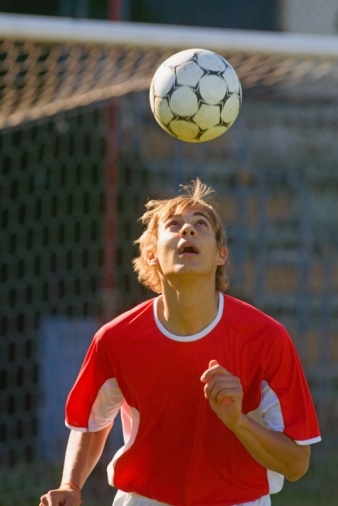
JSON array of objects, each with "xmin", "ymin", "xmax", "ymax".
[
  {"xmin": 200, "ymin": 360, "xmax": 230, "ymax": 382},
  {"xmin": 40, "ymin": 489, "xmax": 78, "ymax": 506},
  {"xmin": 206, "ymin": 383, "xmax": 239, "ymax": 401},
  {"xmin": 204, "ymin": 376, "xmax": 241, "ymax": 400},
  {"xmin": 39, "ymin": 495, "xmax": 49, "ymax": 506},
  {"xmin": 207, "ymin": 385, "xmax": 235, "ymax": 404}
]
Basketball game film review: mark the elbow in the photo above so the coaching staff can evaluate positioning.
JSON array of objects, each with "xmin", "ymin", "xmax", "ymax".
[
  {"xmin": 285, "ymin": 446, "xmax": 311, "ymax": 482},
  {"xmin": 286, "ymin": 466, "xmax": 308, "ymax": 482}
]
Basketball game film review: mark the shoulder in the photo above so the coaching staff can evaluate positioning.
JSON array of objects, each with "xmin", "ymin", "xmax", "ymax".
[
  {"xmin": 221, "ymin": 294, "xmax": 292, "ymax": 352},
  {"xmin": 221, "ymin": 294, "xmax": 303, "ymax": 376},
  {"xmin": 95, "ymin": 297, "xmax": 156, "ymax": 344},
  {"xmin": 222, "ymin": 294, "xmax": 286, "ymax": 332}
]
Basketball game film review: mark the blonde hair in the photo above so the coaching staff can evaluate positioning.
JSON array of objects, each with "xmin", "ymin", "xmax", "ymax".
[{"xmin": 132, "ymin": 178, "xmax": 229, "ymax": 294}]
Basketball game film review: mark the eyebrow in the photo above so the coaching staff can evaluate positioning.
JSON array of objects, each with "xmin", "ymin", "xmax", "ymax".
[
  {"xmin": 192, "ymin": 211, "xmax": 212, "ymax": 222},
  {"xmin": 165, "ymin": 211, "xmax": 212, "ymax": 223}
]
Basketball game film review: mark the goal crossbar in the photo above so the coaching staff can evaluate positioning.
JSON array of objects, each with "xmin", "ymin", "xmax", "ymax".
[
  {"xmin": 1, "ymin": 13, "xmax": 338, "ymax": 57},
  {"xmin": 1, "ymin": 13, "xmax": 338, "ymax": 130}
]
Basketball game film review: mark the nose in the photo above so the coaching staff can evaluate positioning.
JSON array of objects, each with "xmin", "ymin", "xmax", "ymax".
[{"xmin": 180, "ymin": 223, "xmax": 195, "ymax": 236}]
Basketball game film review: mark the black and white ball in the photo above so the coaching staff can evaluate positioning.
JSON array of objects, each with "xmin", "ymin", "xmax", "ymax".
[{"xmin": 149, "ymin": 48, "xmax": 242, "ymax": 143}]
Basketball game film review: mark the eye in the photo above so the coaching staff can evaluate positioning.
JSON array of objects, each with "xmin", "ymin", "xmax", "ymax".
[
  {"xmin": 196, "ymin": 218, "xmax": 208, "ymax": 226},
  {"xmin": 166, "ymin": 219, "xmax": 180, "ymax": 228}
]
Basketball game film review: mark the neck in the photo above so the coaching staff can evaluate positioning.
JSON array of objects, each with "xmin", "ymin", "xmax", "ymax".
[{"xmin": 157, "ymin": 283, "xmax": 220, "ymax": 336}]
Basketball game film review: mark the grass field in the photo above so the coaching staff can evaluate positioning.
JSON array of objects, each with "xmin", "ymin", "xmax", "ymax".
[{"xmin": 0, "ymin": 437, "xmax": 335, "ymax": 506}]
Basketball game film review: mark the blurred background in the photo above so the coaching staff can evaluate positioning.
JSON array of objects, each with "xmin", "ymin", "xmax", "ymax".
[{"xmin": 0, "ymin": 1, "xmax": 337, "ymax": 505}]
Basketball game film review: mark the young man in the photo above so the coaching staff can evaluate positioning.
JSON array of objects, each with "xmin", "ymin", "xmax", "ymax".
[{"xmin": 40, "ymin": 179, "xmax": 321, "ymax": 506}]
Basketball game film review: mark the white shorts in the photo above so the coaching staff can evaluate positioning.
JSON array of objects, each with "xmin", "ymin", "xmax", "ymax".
[{"xmin": 113, "ymin": 490, "xmax": 271, "ymax": 506}]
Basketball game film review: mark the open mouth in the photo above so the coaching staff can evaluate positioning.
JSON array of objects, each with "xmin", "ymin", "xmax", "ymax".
[{"xmin": 178, "ymin": 244, "xmax": 199, "ymax": 255}]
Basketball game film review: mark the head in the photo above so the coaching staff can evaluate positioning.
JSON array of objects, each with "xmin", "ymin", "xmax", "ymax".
[{"xmin": 133, "ymin": 179, "xmax": 229, "ymax": 294}]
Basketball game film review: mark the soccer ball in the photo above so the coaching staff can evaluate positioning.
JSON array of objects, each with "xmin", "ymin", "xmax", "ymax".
[{"xmin": 149, "ymin": 48, "xmax": 242, "ymax": 143}]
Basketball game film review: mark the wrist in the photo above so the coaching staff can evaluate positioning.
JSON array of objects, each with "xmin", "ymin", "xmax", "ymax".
[
  {"xmin": 60, "ymin": 482, "xmax": 82, "ymax": 493},
  {"xmin": 224, "ymin": 412, "xmax": 248, "ymax": 433},
  {"xmin": 60, "ymin": 482, "xmax": 84, "ymax": 504}
]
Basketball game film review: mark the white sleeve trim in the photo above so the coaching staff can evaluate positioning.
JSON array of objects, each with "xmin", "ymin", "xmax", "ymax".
[
  {"xmin": 295, "ymin": 436, "xmax": 322, "ymax": 445},
  {"xmin": 65, "ymin": 420, "xmax": 113, "ymax": 432}
]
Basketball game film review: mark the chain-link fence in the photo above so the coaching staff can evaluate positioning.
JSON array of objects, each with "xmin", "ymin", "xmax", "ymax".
[
  {"xmin": 1, "ymin": 11, "xmax": 338, "ymax": 506},
  {"xmin": 1, "ymin": 91, "xmax": 337, "ymax": 505}
]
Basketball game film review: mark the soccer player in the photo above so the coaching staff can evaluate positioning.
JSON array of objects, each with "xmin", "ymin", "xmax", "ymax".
[{"xmin": 40, "ymin": 179, "xmax": 321, "ymax": 506}]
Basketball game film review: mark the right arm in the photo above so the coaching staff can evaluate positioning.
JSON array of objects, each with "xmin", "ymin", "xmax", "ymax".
[{"xmin": 39, "ymin": 424, "xmax": 113, "ymax": 506}]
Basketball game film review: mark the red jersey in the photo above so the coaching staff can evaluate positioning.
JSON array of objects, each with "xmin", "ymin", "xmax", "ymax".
[{"xmin": 66, "ymin": 294, "xmax": 320, "ymax": 506}]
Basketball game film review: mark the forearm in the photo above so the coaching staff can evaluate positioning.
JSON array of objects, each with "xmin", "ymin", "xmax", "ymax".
[
  {"xmin": 201, "ymin": 362, "xmax": 311, "ymax": 482},
  {"xmin": 230, "ymin": 414, "xmax": 310, "ymax": 481},
  {"xmin": 61, "ymin": 424, "xmax": 113, "ymax": 488},
  {"xmin": 40, "ymin": 425, "xmax": 113, "ymax": 505}
]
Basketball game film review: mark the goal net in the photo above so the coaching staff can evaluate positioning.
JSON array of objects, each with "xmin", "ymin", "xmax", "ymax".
[
  {"xmin": 1, "ymin": 12, "xmax": 338, "ymax": 506},
  {"xmin": 1, "ymin": 12, "xmax": 338, "ymax": 129}
]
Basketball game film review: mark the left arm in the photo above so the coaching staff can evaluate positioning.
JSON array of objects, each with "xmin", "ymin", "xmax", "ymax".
[{"xmin": 200, "ymin": 360, "xmax": 310, "ymax": 482}]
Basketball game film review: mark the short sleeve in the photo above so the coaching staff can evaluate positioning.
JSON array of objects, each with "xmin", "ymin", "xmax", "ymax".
[
  {"xmin": 65, "ymin": 328, "xmax": 124, "ymax": 431},
  {"xmin": 263, "ymin": 324, "xmax": 321, "ymax": 444}
]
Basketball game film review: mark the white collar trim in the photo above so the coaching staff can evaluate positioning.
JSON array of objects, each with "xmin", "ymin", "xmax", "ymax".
[{"xmin": 153, "ymin": 292, "xmax": 223, "ymax": 342}]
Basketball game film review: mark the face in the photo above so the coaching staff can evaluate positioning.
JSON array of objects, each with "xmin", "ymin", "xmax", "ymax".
[{"xmin": 146, "ymin": 205, "xmax": 227, "ymax": 285}]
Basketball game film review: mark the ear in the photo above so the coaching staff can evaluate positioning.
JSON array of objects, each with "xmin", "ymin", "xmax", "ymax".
[
  {"xmin": 216, "ymin": 246, "xmax": 228, "ymax": 266},
  {"xmin": 146, "ymin": 250, "xmax": 158, "ymax": 266}
]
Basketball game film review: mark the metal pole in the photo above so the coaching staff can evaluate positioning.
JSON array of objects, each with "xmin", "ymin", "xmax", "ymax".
[
  {"xmin": 108, "ymin": 0, "xmax": 122, "ymax": 21},
  {"xmin": 101, "ymin": 0, "xmax": 122, "ymax": 322}
]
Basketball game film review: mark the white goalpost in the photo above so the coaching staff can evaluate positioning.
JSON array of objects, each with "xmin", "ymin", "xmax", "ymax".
[{"xmin": 2, "ymin": 11, "xmax": 338, "ymax": 54}]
